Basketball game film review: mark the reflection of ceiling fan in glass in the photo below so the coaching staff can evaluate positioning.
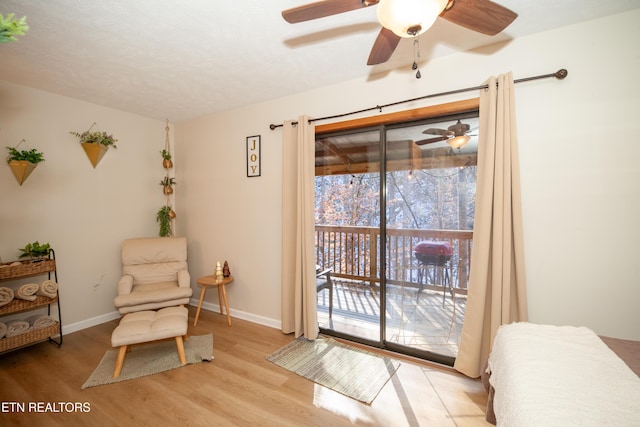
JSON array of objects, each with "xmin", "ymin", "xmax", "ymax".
[
  {"xmin": 415, "ymin": 120, "xmax": 473, "ymax": 149},
  {"xmin": 281, "ymin": 0, "xmax": 518, "ymax": 65}
]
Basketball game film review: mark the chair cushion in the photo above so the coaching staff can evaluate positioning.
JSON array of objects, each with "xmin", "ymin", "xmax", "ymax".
[
  {"xmin": 114, "ymin": 283, "xmax": 192, "ymax": 309},
  {"xmin": 111, "ymin": 306, "xmax": 188, "ymax": 347},
  {"xmin": 122, "ymin": 237, "xmax": 187, "ymax": 265},
  {"xmin": 122, "ymin": 237, "xmax": 188, "ymax": 285}
]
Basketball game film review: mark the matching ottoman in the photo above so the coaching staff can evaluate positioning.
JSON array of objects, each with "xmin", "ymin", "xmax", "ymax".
[{"xmin": 111, "ymin": 306, "xmax": 188, "ymax": 378}]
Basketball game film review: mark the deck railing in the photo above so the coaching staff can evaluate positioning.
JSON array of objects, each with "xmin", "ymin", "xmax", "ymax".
[{"xmin": 315, "ymin": 225, "xmax": 473, "ymax": 294}]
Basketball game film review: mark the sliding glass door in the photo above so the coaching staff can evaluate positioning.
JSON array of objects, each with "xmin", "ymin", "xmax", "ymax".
[
  {"xmin": 315, "ymin": 127, "xmax": 382, "ymax": 343},
  {"xmin": 315, "ymin": 111, "xmax": 478, "ymax": 365}
]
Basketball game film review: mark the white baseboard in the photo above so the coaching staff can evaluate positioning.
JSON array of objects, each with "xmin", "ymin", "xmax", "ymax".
[
  {"xmin": 189, "ymin": 298, "xmax": 281, "ymax": 330},
  {"xmin": 61, "ymin": 302, "xmax": 281, "ymax": 336},
  {"xmin": 62, "ymin": 310, "xmax": 121, "ymax": 335}
]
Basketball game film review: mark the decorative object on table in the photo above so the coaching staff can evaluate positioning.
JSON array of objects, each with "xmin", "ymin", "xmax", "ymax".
[
  {"xmin": 0, "ymin": 13, "xmax": 28, "ymax": 43},
  {"xmin": 267, "ymin": 336, "xmax": 401, "ymax": 404},
  {"xmin": 246, "ymin": 135, "xmax": 261, "ymax": 177},
  {"xmin": 6, "ymin": 141, "xmax": 45, "ymax": 185},
  {"xmin": 223, "ymin": 261, "xmax": 230, "ymax": 278},
  {"xmin": 215, "ymin": 261, "xmax": 223, "ymax": 281},
  {"xmin": 70, "ymin": 122, "xmax": 118, "ymax": 168},
  {"xmin": 81, "ymin": 334, "xmax": 213, "ymax": 389}
]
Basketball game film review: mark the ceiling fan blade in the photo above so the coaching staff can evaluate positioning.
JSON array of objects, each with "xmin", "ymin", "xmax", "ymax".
[
  {"xmin": 367, "ymin": 27, "xmax": 401, "ymax": 65},
  {"xmin": 414, "ymin": 136, "xmax": 449, "ymax": 146},
  {"xmin": 422, "ymin": 128, "xmax": 451, "ymax": 136},
  {"xmin": 439, "ymin": 0, "xmax": 517, "ymax": 36},
  {"xmin": 283, "ymin": 0, "xmax": 379, "ymax": 24}
]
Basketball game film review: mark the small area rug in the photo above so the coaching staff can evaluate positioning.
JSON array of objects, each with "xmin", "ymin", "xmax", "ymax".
[
  {"xmin": 267, "ymin": 336, "xmax": 400, "ymax": 404},
  {"xmin": 81, "ymin": 334, "xmax": 213, "ymax": 389}
]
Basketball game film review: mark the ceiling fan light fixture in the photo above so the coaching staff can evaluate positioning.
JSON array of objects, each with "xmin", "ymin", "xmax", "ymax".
[
  {"xmin": 377, "ymin": 0, "xmax": 449, "ymax": 38},
  {"xmin": 447, "ymin": 135, "xmax": 471, "ymax": 149}
]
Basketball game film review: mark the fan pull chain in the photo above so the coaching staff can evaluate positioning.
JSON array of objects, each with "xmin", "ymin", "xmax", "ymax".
[{"xmin": 412, "ymin": 38, "xmax": 421, "ymax": 79}]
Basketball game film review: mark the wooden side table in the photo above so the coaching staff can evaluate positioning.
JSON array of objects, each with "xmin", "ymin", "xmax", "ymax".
[{"xmin": 194, "ymin": 275, "xmax": 234, "ymax": 327}]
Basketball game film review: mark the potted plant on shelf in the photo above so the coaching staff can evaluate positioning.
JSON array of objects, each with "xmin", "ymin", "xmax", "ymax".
[
  {"xmin": 160, "ymin": 176, "xmax": 176, "ymax": 195},
  {"xmin": 18, "ymin": 241, "xmax": 51, "ymax": 261},
  {"xmin": 6, "ymin": 145, "xmax": 45, "ymax": 185},
  {"xmin": 161, "ymin": 149, "xmax": 173, "ymax": 169},
  {"xmin": 70, "ymin": 123, "xmax": 118, "ymax": 168},
  {"xmin": 156, "ymin": 206, "xmax": 175, "ymax": 237}
]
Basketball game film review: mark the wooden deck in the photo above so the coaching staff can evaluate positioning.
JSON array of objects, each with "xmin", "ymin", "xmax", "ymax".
[{"xmin": 318, "ymin": 279, "xmax": 465, "ymax": 359}]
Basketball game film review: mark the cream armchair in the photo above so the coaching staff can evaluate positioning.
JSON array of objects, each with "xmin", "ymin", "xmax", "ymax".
[{"xmin": 114, "ymin": 237, "xmax": 193, "ymax": 314}]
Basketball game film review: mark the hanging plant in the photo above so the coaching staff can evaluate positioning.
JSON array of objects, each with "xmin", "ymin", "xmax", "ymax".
[
  {"xmin": 6, "ymin": 143, "xmax": 45, "ymax": 185},
  {"xmin": 0, "ymin": 13, "xmax": 28, "ymax": 43},
  {"xmin": 156, "ymin": 206, "xmax": 174, "ymax": 237},
  {"xmin": 160, "ymin": 176, "xmax": 176, "ymax": 195},
  {"xmin": 6, "ymin": 146, "xmax": 45, "ymax": 164},
  {"xmin": 71, "ymin": 123, "xmax": 118, "ymax": 168},
  {"xmin": 161, "ymin": 149, "xmax": 173, "ymax": 169},
  {"xmin": 70, "ymin": 128, "xmax": 118, "ymax": 148}
]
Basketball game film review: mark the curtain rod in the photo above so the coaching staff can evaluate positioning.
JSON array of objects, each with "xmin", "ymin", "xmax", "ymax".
[{"xmin": 269, "ymin": 68, "xmax": 567, "ymax": 130}]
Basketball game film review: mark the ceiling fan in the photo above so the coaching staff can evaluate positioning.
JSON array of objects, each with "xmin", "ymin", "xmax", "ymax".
[
  {"xmin": 414, "ymin": 120, "xmax": 473, "ymax": 149},
  {"xmin": 281, "ymin": 0, "xmax": 517, "ymax": 65}
]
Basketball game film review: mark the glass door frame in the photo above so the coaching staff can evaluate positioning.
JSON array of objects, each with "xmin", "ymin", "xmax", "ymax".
[{"xmin": 316, "ymin": 99, "xmax": 480, "ymax": 366}]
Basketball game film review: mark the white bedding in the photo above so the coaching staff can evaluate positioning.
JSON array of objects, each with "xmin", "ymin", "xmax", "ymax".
[{"xmin": 488, "ymin": 322, "xmax": 640, "ymax": 427}]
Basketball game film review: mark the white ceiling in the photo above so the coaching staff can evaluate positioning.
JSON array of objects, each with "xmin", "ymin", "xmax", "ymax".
[{"xmin": 1, "ymin": 0, "xmax": 639, "ymax": 123}]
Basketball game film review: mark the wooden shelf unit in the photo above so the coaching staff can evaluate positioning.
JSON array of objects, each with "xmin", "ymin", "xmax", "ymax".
[{"xmin": 0, "ymin": 251, "xmax": 62, "ymax": 353}]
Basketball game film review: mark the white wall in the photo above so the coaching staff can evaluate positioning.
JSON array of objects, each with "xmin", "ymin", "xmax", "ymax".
[
  {"xmin": 177, "ymin": 10, "xmax": 640, "ymax": 340},
  {"xmin": 0, "ymin": 82, "xmax": 168, "ymax": 330}
]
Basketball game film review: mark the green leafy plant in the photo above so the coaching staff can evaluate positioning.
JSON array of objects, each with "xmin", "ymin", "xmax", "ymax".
[
  {"xmin": 18, "ymin": 241, "xmax": 51, "ymax": 259},
  {"xmin": 6, "ymin": 146, "xmax": 45, "ymax": 164},
  {"xmin": 159, "ymin": 177, "xmax": 176, "ymax": 186},
  {"xmin": 156, "ymin": 206, "xmax": 173, "ymax": 237},
  {"xmin": 0, "ymin": 13, "xmax": 28, "ymax": 43},
  {"xmin": 70, "ymin": 123, "xmax": 118, "ymax": 148},
  {"xmin": 161, "ymin": 149, "xmax": 172, "ymax": 161}
]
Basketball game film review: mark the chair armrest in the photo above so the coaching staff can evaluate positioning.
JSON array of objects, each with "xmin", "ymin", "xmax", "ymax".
[
  {"xmin": 118, "ymin": 275, "xmax": 134, "ymax": 295},
  {"xmin": 177, "ymin": 269, "xmax": 191, "ymax": 288}
]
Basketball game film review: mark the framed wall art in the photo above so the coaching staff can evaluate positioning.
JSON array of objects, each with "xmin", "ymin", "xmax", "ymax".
[{"xmin": 246, "ymin": 135, "xmax": 261, "ymax": 177}]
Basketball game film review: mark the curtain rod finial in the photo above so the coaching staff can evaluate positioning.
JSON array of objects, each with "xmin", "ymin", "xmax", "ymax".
[{"xmin": 555, "ymin": 69, "xmax": 568, "ymax": 79}]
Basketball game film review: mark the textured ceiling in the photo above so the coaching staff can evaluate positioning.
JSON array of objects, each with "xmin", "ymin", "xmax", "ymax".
[{"xmin": 1, "ymin": 0, "xmax": 639, "ymax": 122}]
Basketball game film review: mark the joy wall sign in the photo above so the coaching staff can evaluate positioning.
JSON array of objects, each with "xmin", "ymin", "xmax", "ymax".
[{"xmin": 246, "ymin": 135, "xmax": 261, "ymax": 177}]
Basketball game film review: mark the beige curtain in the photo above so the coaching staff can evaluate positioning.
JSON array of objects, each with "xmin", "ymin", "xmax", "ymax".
[
  {"xmin": 281, "ymin": 115, "xmax": 319, "ymax": 339},
  {"xmin": 454, "ymin": 73, "xmax": 528, "ymax": 378}
]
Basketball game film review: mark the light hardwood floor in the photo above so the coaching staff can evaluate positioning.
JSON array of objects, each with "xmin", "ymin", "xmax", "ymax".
[{"xmin": 0, "ymin": 306, "xmax": 491, "ymax": 426}]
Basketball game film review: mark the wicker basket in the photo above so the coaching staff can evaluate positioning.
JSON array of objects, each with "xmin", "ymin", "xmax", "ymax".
[
  {"xmin": 0, "ymin": 259, "xmax": 56, "ymax": 281},
  {"xmin": 0, "ymin": 322, "xmax": 60, "ymax": 352},
  {"xmin": 0, "ymin": 295, "xmax": 59, "ymax": 316}
]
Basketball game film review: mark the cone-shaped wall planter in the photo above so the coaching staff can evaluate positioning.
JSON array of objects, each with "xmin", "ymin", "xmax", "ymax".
[
  {"xmin": 81, "ymin": 142, "xmax": 109, "ymax": 168},
  {"xmin": 8, "ymin": 160, "xmax": 38, "ymax": 185}
]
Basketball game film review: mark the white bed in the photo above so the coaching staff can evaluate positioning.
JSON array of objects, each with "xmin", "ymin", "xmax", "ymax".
[{"xmin": 485, "ymin": 322, "xmax": 640, "ymax": 426}]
